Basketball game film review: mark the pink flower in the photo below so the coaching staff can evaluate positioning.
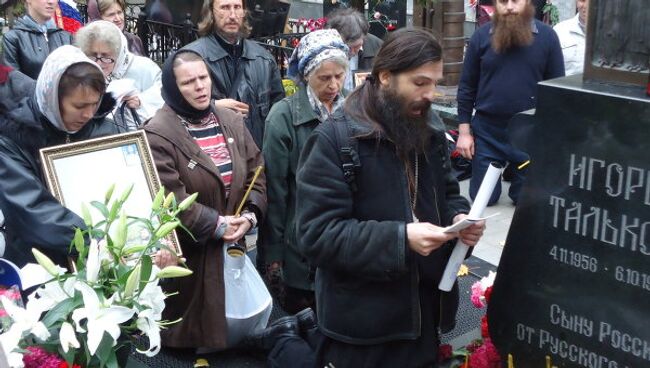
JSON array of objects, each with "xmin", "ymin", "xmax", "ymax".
[
  {"xmin": 468, "ymin": 338, "xmax": 500, "ymax": 368},
  {"xmin": 470, "ymin": 281, "xmax": 486, "ymax": 308}
]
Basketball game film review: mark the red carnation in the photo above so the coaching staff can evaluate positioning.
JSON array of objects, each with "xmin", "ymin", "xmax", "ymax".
[
  {"xmin": 484, "ymin": 286, "xmax": 493, "ymax": 303},
  {"xmin": 438, "ymin": 343, "xmax": 453, "ymax": 361},
  {"xmin": 481, "ymin": 315, "xmax": 489, "ymax": 338}
]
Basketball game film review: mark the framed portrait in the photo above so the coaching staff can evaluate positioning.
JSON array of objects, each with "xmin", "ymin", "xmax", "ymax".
[
  {"xmin": 39, "ymin": 131, "xmax": 182, "ymax": 256},
  {"xmin": 353, "ymin": 71, "xmax": 371, "ymax": 88}
]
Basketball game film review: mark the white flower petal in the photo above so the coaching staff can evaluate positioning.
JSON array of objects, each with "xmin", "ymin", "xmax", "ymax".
[
  {"xmin": 86, "ymin": 240, "xmax": 100, "ymax": 282},
  {"xmin": 60, "ymin": 322, "xmax": 80, "ymax": 353}
]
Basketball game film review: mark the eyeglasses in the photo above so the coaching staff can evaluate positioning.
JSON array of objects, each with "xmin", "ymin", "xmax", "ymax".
[{"xmin": 90, "ymin": 55, "xmax": 116, "ymax": 64}]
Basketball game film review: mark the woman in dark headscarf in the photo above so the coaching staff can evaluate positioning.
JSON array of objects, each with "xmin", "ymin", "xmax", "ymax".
[{"xmin": 143, "ymin": 50, "xmax": 266, "ymax": 350}]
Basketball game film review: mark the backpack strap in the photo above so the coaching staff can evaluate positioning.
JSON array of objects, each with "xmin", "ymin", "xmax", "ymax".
[{"xmin": 331, "ymin": 114, "xmax": 361, "ymax": 192}]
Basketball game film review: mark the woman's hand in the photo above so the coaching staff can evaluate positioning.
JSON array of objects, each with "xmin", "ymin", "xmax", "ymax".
[
  {"xmin": 153, "ymin": 248, "xmax": 180, "ymax": 268},
  {"xmin": 123, "ymin": 94, "xmax": 141, "ymax": 109},
  {"xmin": 222, "ymin": 216, "xmax": 252, "ymax": 243}
]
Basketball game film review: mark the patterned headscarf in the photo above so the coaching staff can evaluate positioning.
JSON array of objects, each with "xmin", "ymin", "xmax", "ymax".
[{"xmin": 288, "ymin": 29, "xmax": 349, "ymax": 80}]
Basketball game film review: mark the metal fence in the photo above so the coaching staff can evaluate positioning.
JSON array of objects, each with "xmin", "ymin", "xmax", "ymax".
[{"xmin": 83, "ymin": 3, "xmax": 305, "ymax": 77}]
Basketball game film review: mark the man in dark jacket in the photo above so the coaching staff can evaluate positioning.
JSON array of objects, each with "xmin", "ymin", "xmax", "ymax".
[
  {"xmin": 455, "ymin": 0, "xmax": 564, "ymax": 205},
  {"xmin": 2, "ymin": 0, "xmax": 73, "ymax": 79},
  {"xmin": 183, "ymin": 0, "xmax": 284, "ymax": 148},
  {"xmin": 295, "ymin": 28, "xmax": 485, "ymax": 367}
]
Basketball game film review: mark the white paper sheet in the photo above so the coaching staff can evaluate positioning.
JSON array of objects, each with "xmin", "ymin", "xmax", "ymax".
[{"xmin": 438, "ymin": 163, "xmax": 503, "ymax": 291}]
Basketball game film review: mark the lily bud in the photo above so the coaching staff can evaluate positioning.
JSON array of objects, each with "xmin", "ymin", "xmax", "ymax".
[
  {"xmin": 124, "ymin": 264, "xmax": 141, "ymax": 298},
  {"xmin": 177, "ymin": 193, "xmax": 198, "ymax": 212},
  {"xmin": 156, "ymin": 266, "xmax": 193, "ymax": 279},
  {"xmin": 163, "ymin": 192, "xmax": 175, "ymax": 209},
  {"xmin": 122, "ymin": 244, "xmax": 148, "ymax": 257},
  {"xmin": 104, "ymin": 183, "xmax": 116, "ymax": 204},
  {"xmin": 119, "ymin": 183, "xmax": 135, "ymax": 203},
  {"xmin": 152, "ymin": 187, "xmax": 165, "ymax": 211},
  {"xmin": 32, "ymin": 248, "xmax": 60, "ymax": 276},
  {"xmin": 114, "ymin": 210, "xmax": 128, "ymax": 250},
  {"xmin": 155, "ymin": 221, "xmax": 179, "ymax": 239}
]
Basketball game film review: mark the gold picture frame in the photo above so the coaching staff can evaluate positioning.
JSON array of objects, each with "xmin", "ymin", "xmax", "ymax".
[{"xmin": 39, "ymin": 131, "xmax": 182, "ymax": 256}]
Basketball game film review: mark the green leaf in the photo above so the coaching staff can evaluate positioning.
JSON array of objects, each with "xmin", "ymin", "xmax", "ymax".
[
  {"xmin": 73, "ymin": 228, "xmax": 85, "ymax": 253},
  {"xmin": 41, "ymin": 297, "xmax": 81, "ymax": 328},
  {"xmin": 139, "ymin": 255, "xmax": 153, "ymax": 291},
  {"xmin": 90, "ymin": 201, "xmax": 110, "ymax": 218},
  {"xmin": 104, "ymin": 183, "xmax": 116, "ymax": 205},
  {"xmin": 80, "ymin": 202, "xmax": 93, "ymax": 227},
  {"xmin": 95, "ymin": 332, "xmax": 117, "ymax": 368}
]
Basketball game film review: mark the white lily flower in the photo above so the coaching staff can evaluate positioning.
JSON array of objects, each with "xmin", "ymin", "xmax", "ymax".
[
  {"xmin": 27, "ymin": 277, "xmax": 75, "ymax": 313},
  {"xmin": 0, "ymin": 325, "xmax": 25, "ymax": 368},
  {"xmin": 71, "ymin": 282, "xmax": 135, "ymax": 355},
  {"xmin": 137, "ymin": 272, "xmax": 166, "ymax": 320},
  {"xmin": 0, "ymin": 296, "xmax": 50, "ymax": 342},
  {"xmin": 136, "ymin": 308, "xmax": 160, "ymax": 357},
  {"xmin": 59, "ymin": 321, "xmax": 80, "ymax": 353},
  {"xmin": 86, "ymin": 239, "xmax": 101, "ymax": 282}
]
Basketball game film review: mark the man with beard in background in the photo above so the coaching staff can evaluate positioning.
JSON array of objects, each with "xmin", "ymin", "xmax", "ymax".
[
  {"xmin": 295, "ymin": 28, "xmax": 485, "ymax": 367},
  {"xmin": 456, "ymin": 0, "xmax": 564, "ymax": 206}
]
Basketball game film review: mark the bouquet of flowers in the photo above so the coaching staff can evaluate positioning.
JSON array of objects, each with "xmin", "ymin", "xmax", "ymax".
[
  {"xmin": 0, "ymin": 185, "xmax": 195, "ymax": 368},
  {"xmin": 439, "ymin": 271, "xmax": 501, "ymax": 368}
]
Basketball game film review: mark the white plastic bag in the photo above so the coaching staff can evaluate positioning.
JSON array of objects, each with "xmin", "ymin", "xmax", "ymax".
[{"xmin": 223, "ymin": 244, "xmax": 273, "ymax": 347}]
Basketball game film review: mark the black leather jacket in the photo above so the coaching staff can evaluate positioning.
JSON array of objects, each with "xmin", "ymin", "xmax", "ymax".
[
  {"xmin": 2, "ymin": 16, "xmax": 73, "ymax": 79},
  {"xmin": 0, "ymin": 96, "xmax": 123, "ymax": 267},
  {"xmin": 183, "ymin": 35, "xmax": 285, "ymax": 148}
]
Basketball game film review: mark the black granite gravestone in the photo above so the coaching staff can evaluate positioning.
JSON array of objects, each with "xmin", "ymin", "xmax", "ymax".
[{"xmin": 487, "ymin": 74, "xmax": 650, "ymax": 366}]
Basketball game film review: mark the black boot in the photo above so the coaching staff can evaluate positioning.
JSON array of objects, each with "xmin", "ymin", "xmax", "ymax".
[{"xmin": 243, "ymin": 315, "xmax": 300, "ymax": 352}]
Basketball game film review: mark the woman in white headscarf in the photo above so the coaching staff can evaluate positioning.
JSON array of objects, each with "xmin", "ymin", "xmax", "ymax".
[
  {"xmin": 0, "ymin": 45, "xmax": 124, "ymax": 267},
  {"xmin": 75, "ymin": 20, "xmax": 163, "ymax": 130}
]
